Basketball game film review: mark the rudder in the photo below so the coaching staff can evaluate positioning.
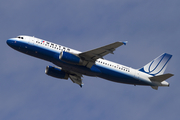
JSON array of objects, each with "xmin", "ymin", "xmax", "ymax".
[{"xmin": 139, "ymin": 53, "xmax": 172, "ymax": 76}]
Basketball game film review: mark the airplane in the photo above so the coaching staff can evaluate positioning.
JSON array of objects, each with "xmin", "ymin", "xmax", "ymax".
[{"xmin": 6, "ymin": 35, "xmax": 174, "ymax": 90}]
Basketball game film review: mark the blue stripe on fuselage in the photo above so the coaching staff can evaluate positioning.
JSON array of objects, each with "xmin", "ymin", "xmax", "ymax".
[
  {"xmin": 8, "ymin": 39, "xmax": 151, "ymax": 86},
  {"xmin": 8, "ymin": 39, "xmax": 101, "ymax": 76},
  {"xmin": 95, "ymin": 64, "xmax": 151, "ymax": 85},
  {"xmin": 7, "ymin": 39, "xmax": 54, "ymax": 62}
]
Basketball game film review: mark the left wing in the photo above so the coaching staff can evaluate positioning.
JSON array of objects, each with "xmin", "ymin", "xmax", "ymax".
[
  {"xmin": 79, "ymin": 41, "xmax": 127, "ymax": 68},
  {"xmin": 69, "ymin": 74, "xmax": 83, "ymax": 87},
  {"xmin": 64, "ymin": 70, "xmax": 84, "ymax": 87}
]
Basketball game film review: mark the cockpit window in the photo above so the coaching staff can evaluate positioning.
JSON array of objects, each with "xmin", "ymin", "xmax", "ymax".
[{"xmin": 17, "ymin": 36, "xmax": 24, "ymax": 39}]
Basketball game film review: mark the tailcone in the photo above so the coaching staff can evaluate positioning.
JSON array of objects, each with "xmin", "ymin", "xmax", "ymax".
[{"xmin": 161, "ymin": 81, "xmax": 170, "ymax": 87}]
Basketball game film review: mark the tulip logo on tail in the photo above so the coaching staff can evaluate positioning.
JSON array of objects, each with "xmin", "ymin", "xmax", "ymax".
[{"xmin": 139, "ymin": 53, "xmax": 172, "ymax": 76}]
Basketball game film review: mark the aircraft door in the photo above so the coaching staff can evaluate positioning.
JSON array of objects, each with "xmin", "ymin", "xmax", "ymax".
[
  {"xmin": 134, "ymin": 70, "xmax": 139, "ymax": 79},
  {"xmin": 28, "ymin": 38, "xmax": 35, "ymax": 46}
]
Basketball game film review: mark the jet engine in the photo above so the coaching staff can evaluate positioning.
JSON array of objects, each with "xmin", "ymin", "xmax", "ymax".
[
  {"xmin": 45, "ymin": 66, "xmax": 68, "ymax": 79},
  {"xmin": 59, "ymin": 51, "xmax": 83, "ymax": 65}
]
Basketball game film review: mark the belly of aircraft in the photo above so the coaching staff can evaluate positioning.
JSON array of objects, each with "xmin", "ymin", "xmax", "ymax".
[{"xmin": 96, "ymin": 65, "xmax": 151, "ymax": 86}]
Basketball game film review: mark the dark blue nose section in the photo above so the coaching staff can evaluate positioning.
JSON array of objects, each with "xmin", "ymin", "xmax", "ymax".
[{"xmin": 6, "ymin": 39, "xmax": 16, "ymax": 47}]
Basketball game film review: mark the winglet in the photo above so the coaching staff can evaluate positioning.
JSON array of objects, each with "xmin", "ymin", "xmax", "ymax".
[
  {"xmin": 80, "ymin": 84, "xmax": 84, "ymax": 88},
  {"xmin": 123, "ymin": 41, "xmax": 128, "ymax": 45}
]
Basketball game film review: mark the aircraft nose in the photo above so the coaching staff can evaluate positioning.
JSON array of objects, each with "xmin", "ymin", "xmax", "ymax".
[{"xmin": 6, "ymin": 39, "xmax": 16, "ymax": 47}]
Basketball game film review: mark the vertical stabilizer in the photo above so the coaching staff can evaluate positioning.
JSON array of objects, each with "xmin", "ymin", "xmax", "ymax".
[{"xmin": 139, "ymin": 53, "xmax": 172, "ymax": 76}]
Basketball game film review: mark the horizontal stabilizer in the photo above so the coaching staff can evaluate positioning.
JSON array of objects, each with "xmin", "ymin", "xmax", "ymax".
[
  {"xmin": 151, "ymin": 86, "xmax": 158, "ymax": 90},
  {"xmin": 149, "ymin": 73, "xmax": 174, "ymax": 82}
]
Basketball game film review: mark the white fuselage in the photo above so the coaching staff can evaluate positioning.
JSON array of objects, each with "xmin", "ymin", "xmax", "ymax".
[{"xmin": 6, "ymin": 35, "xmax": 169, "ymax": 87}]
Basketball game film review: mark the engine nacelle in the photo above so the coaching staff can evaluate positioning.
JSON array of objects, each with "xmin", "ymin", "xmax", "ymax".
[
  {"xmin": 59, "ymin": 51, "xmax": 82, "ymax": 65},
  {"xmin": 45, "ymin": 66, "xmax": 68, "ymax": 79}
]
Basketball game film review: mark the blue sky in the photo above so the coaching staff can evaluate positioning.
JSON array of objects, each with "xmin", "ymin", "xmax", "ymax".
[{"xmin": 1, "ymin": 0, "xmax": 180, "ymax": 120}]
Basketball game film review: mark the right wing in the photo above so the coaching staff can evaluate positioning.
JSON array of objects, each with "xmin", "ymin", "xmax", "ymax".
[{"xmin": 79, "ymin": 41, "xmax": 127, "ymax": 68}]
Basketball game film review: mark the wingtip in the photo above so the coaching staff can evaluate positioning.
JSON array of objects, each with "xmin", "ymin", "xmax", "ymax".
[
  {"xmin": 123, "ymin": 41, "xmax": 128, "ymax": 45},
  {"xmin": 79, "ymin": 84, "xmax": 84, "ymax": 88}
]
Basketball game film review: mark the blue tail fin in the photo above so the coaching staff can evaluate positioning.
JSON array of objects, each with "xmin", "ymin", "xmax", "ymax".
[{"xmin": 139, "ymin": 53, "xmax": 172, "ymax": 76}]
